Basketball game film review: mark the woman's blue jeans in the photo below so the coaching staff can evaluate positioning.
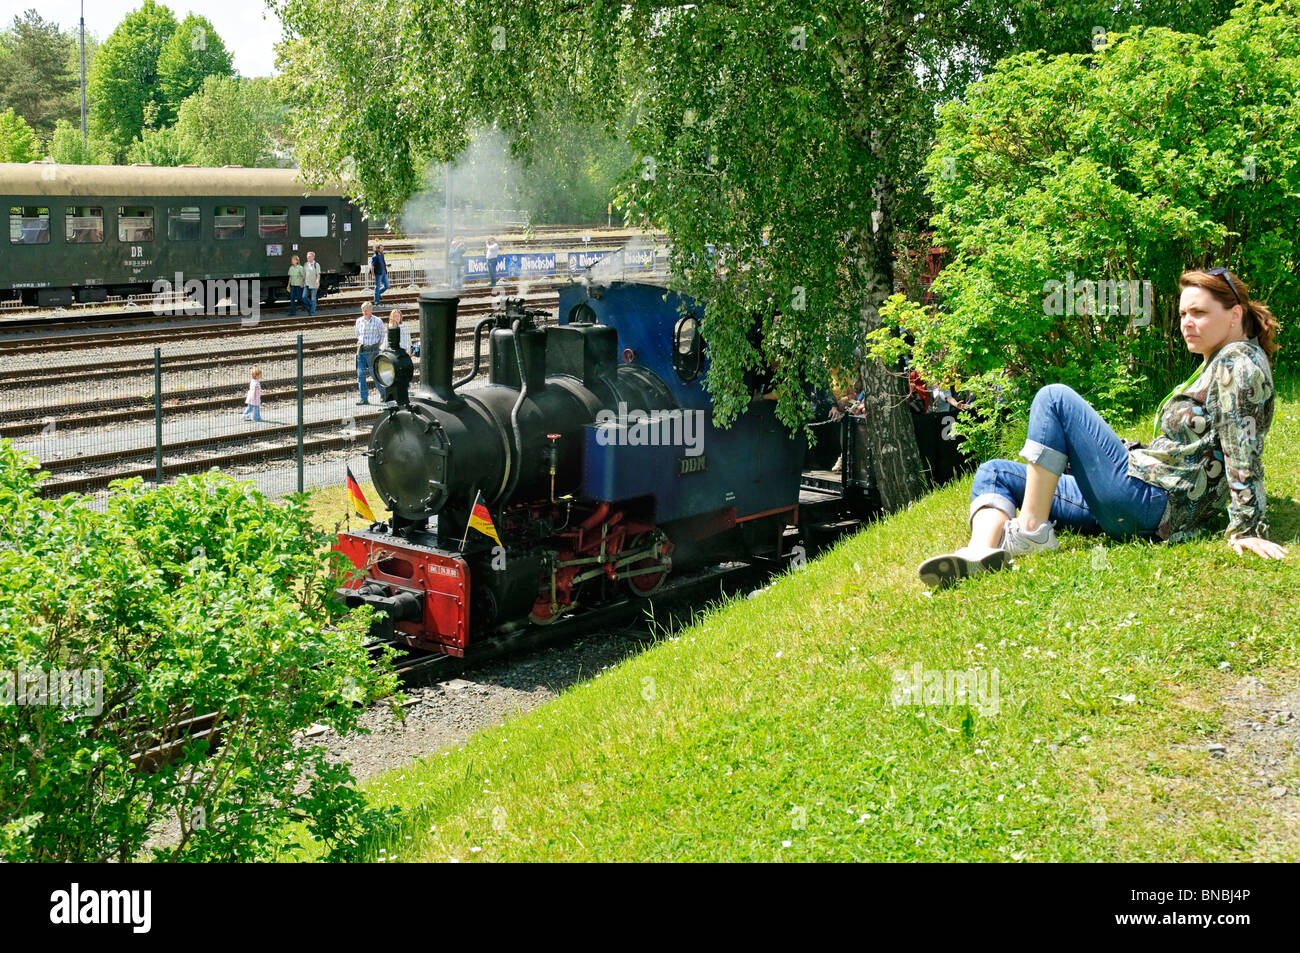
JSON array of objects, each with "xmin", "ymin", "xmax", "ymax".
[{"xmin": 970, "ymin": 384, "xmax": 1167, "ymax": 539}]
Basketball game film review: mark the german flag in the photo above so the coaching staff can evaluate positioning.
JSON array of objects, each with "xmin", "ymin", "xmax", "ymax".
[
  {"xmin": 346, "ymin": 466, "xmax": 375, "ymax": 522},
  {"xmin": 464, "ymin": 490, "xmax": 501, "ymax": 545}
]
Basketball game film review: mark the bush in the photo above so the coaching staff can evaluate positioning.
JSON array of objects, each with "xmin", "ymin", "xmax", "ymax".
[
  {"xmin": 0, "ymin": 106, "xmax": 38, "ymax": 162},
  {"xmin": 0, "ymin": 442, "xmax": 397, "ymax": 861},
  {"xmin": 885, "ymin": 0, "xmax": 1300, "ymax": 456},
  {"xmin": 47, "ymin": 119, "xmax": 112, "ymax": 165}
]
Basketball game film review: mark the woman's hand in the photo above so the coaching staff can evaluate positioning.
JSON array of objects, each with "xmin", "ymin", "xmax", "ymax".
[{"xmin": 1230, "ymin": 536, "xmax": 1289, "ymax": 559}]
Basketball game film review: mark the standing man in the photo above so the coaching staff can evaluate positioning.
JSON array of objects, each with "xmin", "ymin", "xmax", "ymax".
[
  {"xmin": 371, "ymin": 243, "xmax": 389, "ymax": 306},
  {"xmin": 286, "ymin": 254, "xmax": 305, "ymax": 316},
  {"xmin": 485, "ymin": 236, "xmax": 500, "ymax": 288},
  {"xmin": 355, "ymin": 301, "xmax": 387, "ymax": 404},
  {"xmin": 446, "ymin": 236, "xmax": 466, "ymax": 290},
  {"xmin": 303, "ymin": 250, "xmax": 322, "ymax": 315}
]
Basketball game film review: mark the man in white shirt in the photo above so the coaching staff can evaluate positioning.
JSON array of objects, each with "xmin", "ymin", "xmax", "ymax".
[
  {"xmin": 485, "ymin": 237, "xmax": 500, "ymax": 287},
  {"xmin": 355, "ymin": 302, "xmax": 387, "ymax": 404}
]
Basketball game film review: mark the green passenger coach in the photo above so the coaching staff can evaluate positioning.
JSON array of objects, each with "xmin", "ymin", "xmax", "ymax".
[{"xmin": 1, "ymin": 163, "xmax": 368, "ymax": 308}]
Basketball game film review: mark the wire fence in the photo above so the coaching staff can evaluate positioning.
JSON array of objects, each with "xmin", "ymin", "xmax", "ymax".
[{"xmin": 5, "ymin": 325, "xmax": 386, "ymax": 505}]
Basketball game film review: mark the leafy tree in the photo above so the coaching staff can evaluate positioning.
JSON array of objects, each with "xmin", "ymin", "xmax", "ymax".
[
  {"xmin": 157, "ymin": 13, "xmax": 234, "ymax": 116},
  {"xmin": 0, "ymin": 106, "xmax": 38, "ymax": 162},
  {"xmin": 47, "ymin": 118, "xmax": 111, "ymax": 165},
  {"xmin": 516, "ymin": 113, "xmax": 637, "ymax": 225},
  {"xmin": 0, "ymin": 9, "xmax": 77, "ymax": 138},
  {"xmin": 0, "ymin": 443, "xmax": 398, "ymax": 862},
  {"xmin": 126, "ymin": 121, "xmax": 194, "ymax": 166},
  {"xmin": 87, "ymin": 0, "xmax": 178, "ymax": 160},
  {"xmin": 877, "ymin": 0, "xmax": 1300, "ymax": 461},
  {"xmin": 274, "ymin": 0, "xmax": 1240, "ymax": 509},
  {"xmin": 175, "ymin": 75, "xmax": 286, "ymax": 167}
]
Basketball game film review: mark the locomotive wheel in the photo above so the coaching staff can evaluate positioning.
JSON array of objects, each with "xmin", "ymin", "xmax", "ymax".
[{"xmin": 623, "ymin": 532, "xmax": 671, "ymax": 597}]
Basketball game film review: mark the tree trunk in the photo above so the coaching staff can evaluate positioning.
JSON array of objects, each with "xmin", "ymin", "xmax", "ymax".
[{"xmin": 858, "ymin": 170, "xmax": 929, "ymax": 513}]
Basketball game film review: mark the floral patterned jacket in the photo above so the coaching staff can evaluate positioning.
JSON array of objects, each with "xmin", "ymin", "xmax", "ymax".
[{"xmin": 1127, "ymin": 338, "xmax": 1274, "ymax": 543}]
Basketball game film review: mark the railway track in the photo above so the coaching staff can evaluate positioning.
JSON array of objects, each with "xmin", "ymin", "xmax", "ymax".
[
  {"xmin": 39, "ymin": 424, "xmax": 374, "ymax": 495},
  {"xmin": 0, "ymin": 286, "xmax": 556, "ymax": 352},
  {"xmin": 0, "ymin": 279, "xmax": 591, "ymax": 354},
  {"xmin": 0, "ymin": 313, "xmax": 528, "ymax": 438},
  {"xmin": 0, "ymin": 291, "xmax": 418, "ymax": 340},
  {"xmin": 0, "ymin": 295, "xmax": 556, "ymax": 399},
  {"xmin": 0, "ymin": 336, "xmax": 369, "ymax": 384}
]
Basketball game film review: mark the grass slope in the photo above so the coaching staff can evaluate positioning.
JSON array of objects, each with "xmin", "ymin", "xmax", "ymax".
[{"xmin": 313, "ymin": 373, "xmax": 1300, "ymax": 862}]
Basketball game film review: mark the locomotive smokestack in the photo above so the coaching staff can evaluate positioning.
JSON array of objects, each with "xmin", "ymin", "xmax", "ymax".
[{"xmin": 419, "ymin": 290, "xmax": 459, "ymax": 404}]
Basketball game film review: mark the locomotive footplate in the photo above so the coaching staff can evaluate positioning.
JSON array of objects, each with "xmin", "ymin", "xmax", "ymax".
[
  {"xmin": 335, "ymin": 526, "xmax": 551, "ymax": 656},
  {"xmin": 334, "ymin": 529, "xmax": 472, "ymax": 656}
]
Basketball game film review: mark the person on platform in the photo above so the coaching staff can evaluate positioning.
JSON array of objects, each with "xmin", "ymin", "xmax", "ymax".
[
  {"xmin": 371, "ymin": 244, "xmax": 389, "ymax": 305},
  {"xmin": 286, "ymin": 255, "xmax": 305, "ymax": 317},
  {"xmin": 485, "ymin": 237, "xmax": 500, "ymax": 288},
  {"xmin": 240, "ymin": 366, "xmax": 263, "ymax": 422},
  {"xmin": 303, "ymin": 250, "xmax": 322, "ymax": 315},
  {"xmin": 447, "ymin": 236, "xmax": 466, "ymax": 290},
  {"xmin": 918, "ymin": 267, "xmax": 1287, "ymax": 588},
  {"xmin": 355, "ymin": 302, "xmax": 388, "ymax": 405},
  {"xmin": 388, "ymin": 308, "xmax": 417, "ymax": 356}
]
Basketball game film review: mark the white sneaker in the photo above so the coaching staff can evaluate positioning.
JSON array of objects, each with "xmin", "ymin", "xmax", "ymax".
[
  {"xmin": 918, "ymin": 545, "xmax": 1007, "ymax": 589},
  {"xmin": 1001, "ymin": 518, "xmax": 1059, "ymax": 558}
]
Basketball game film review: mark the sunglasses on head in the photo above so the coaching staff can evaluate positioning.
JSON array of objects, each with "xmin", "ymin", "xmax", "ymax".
[{"xmin": 1206, "ymin": 266, "xmax": 1242, "ymax": 307}]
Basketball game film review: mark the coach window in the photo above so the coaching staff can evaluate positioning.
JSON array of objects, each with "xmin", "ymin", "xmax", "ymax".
[
  {"xmin": 259, "ymin": 205, "xmax": 288, "ymax": 238},
  {"xmin": 66, "ymin": 206, "xmax": 105, "ymax": 243},
  {"xmin": 168, "ymin": 206, "xmax": 201, "ymax": 241},
  {"xmin": 10, "ymin": 206, "xmax": 50, "ymax": 244},
  {"xmin": 300, "ymin": 205, "xmax": 329, "ymax": 238},
  {"xmin": 117, "ymin": 206, "xmax": 154, "ymax": 243},
  {"xmin": 214, "ymin": 205, "xmax": 246, "ymax": 240}
]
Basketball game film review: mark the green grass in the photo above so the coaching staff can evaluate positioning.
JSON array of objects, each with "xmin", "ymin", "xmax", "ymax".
[
  {"xmin": 305, "ymin": 478, "xmax": 381, "ymax": 536},
  {"xmin": 300, "ymin": 371, "xmax": 1300, "ymax": 861}
]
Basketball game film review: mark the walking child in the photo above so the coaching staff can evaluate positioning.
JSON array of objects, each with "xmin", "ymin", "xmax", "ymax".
[{"xmin": 241, "ymin": 366, "xmax": 263, "ymax": 422}]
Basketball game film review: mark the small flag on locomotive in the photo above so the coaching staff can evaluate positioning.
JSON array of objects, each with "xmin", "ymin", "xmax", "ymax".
[
  {"xmin": 462, "ymin": 490, "xmax": 501, "ymax": 547},
  {"xmin": 346, "ymin": 467, "xmax": 375, "ymax": 522}
]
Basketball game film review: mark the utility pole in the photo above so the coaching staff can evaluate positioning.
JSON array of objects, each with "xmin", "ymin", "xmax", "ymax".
[
  {"xmin": 79, "ymin": 1, "xmax": 87, "ymax": 139},
  {"xmin": 444, "ymin": 162, "xmax": 453, "ymax": 286}
]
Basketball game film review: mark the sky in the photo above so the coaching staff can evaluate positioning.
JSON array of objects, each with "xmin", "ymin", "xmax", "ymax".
[{"xmin": 1, "ymin": 0, "xmax": 283, "ymax": 77}]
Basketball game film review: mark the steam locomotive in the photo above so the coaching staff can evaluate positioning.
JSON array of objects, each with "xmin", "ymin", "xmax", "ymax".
[{"xmin": 335, "ymin": 280, "xmax": 959, "ymax": 657}]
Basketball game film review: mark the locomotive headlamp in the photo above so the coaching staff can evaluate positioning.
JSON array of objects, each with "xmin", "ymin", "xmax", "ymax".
[
  {"xmin": 374, "ymin": 342, "xmax": 413, "ymax": 405},
  {"xmin": 375, "ymin": 353, "xmax": 398, "ymax": 387}
]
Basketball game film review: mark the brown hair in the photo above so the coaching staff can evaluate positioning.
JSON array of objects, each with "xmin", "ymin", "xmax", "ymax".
[{"xmin": 1179, "ymin": 269, "xmax": 1280, "ymax": 361}]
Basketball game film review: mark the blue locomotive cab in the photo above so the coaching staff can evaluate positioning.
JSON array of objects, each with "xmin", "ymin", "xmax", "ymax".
[{"xmin": 558, "ymin": 282, "xmax": 806, "ymax": 526}]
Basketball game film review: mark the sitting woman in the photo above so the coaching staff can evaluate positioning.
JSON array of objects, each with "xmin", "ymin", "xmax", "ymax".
[{"xmin": 919, "ymin": 267, "xmax": 1287, "ymax": 587}]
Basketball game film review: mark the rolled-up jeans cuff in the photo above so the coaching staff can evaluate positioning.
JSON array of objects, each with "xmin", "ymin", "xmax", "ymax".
[
  {"xmin": 1020, "ymin": 438, "xmax": 1068, "ymax": 476},
  {"xmin": 970, "ymin": 492, "xmax": 1017, "ymax": 529}
]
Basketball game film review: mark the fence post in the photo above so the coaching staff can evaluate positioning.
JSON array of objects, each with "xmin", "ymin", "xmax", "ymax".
[
  {"xmin": 297, "ymin": 334, "xmax": 304, "ymax": 494},
  {"xmin": 154, "ymin": 347, "xmax": 163, "ymax": 486}
]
